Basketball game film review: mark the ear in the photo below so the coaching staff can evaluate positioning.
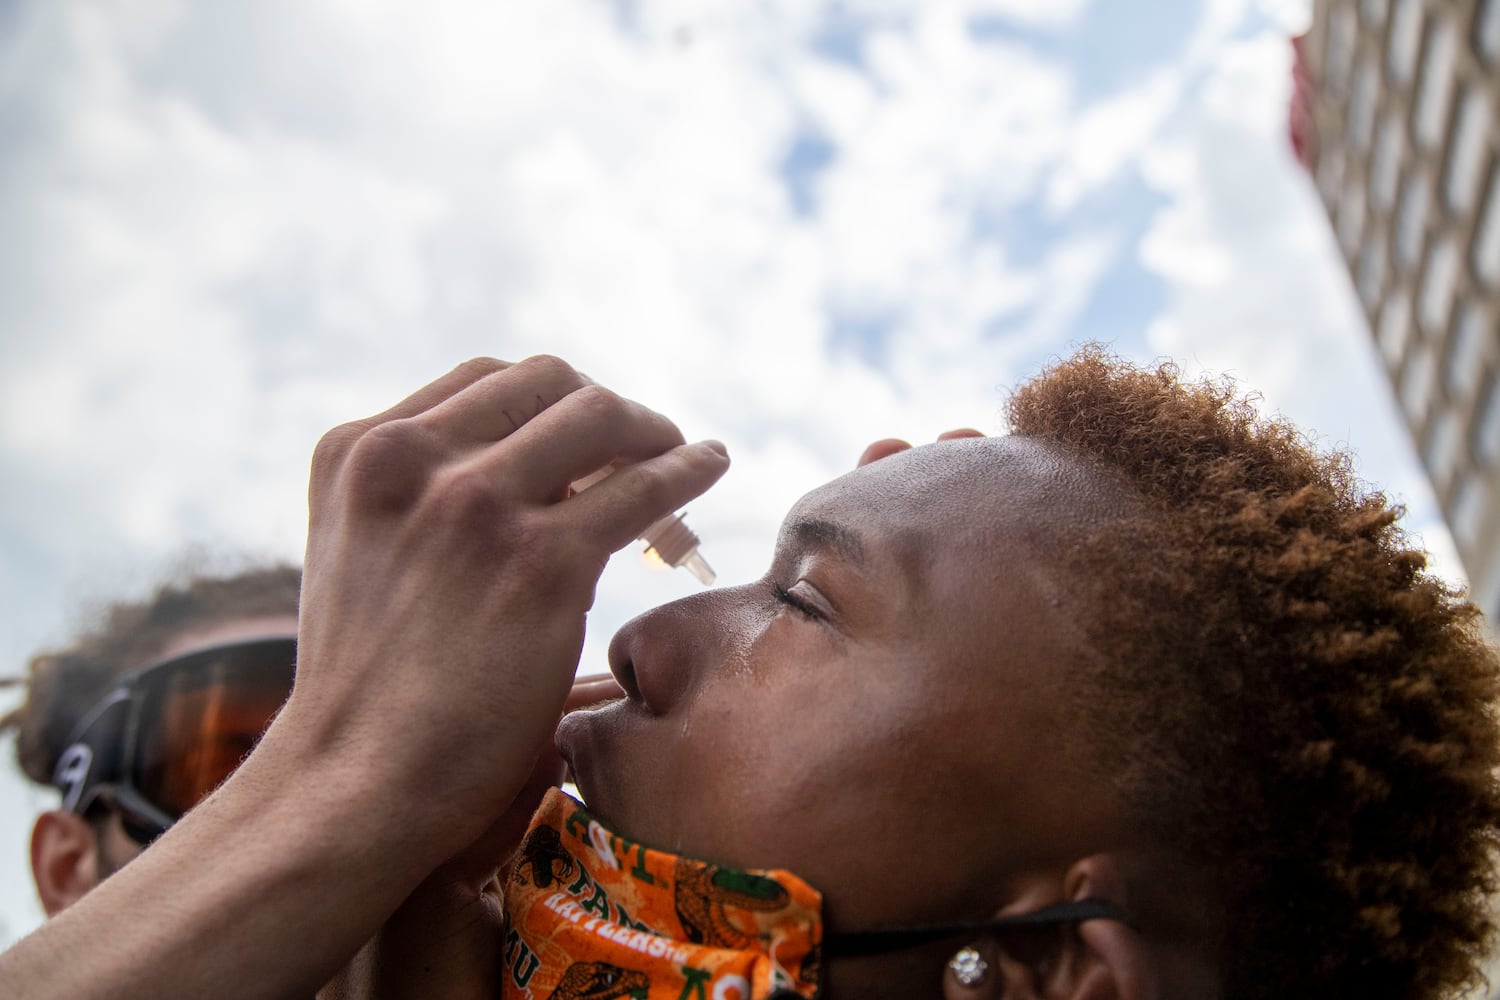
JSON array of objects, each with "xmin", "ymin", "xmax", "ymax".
[
  {"xmin": 30, "ymin": 810, "xmax": 103, "ymax": 916},
  {"xmin": 940, "ymin": 856, "xmax": 1156, "ymax": 1000},
  {"xmin": 1062, "ymin": 856, "xmax": 1155, "ymax": 1000}
]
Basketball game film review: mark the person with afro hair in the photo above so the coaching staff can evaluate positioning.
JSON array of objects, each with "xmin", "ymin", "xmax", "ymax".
[{"xmin": 1, "ymin": 348, "xmax": 1495, "ymax": 1000}]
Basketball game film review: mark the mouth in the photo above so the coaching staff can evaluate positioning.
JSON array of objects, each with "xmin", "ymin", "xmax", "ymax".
[{"xmin": 555, "ymin": 697, "xmax": 640, "ymax": 807}]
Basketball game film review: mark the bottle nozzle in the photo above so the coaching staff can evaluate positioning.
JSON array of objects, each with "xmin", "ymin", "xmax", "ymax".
[
  {"xmin": 681, "ymin": 551, "xmax": 715, "ymax": 586},
  {"xmin": 639, "ymin": 512, "xmax": 716, "ymax": 586},
  {"xmin": 571, "ymin": 466, "xmax": 715, "ymax": 586}
]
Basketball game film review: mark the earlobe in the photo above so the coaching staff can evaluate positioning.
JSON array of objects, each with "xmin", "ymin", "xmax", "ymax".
[{"xmin": 31, "ymin": 810, "xmax": 102, "ymax": 916}]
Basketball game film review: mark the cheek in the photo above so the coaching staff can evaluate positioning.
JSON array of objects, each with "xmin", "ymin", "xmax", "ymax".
[
  {"xmin": 665, "ymin": 675, "xmax": 1013, "ymax": 925},
  {"xmin": 663, "ymin": 660, "xmax": 959, "ymax": 859}
]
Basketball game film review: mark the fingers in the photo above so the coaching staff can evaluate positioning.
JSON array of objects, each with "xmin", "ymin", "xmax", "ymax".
[
  {"xmin": 503, "ymin": 383, "xmax": 689, "ymax": 497},
  {"xmin": 566, "ymin": 676, "xmax": 625, "ymax": 712},
  {"xmin": 371, "ymin": 358, "xmax": 515, "ymax": 425},
  {"xmin": 321, "ymin": 356, "xmax": 701, "ymax": 533},
  {"xmin": 857, "ymin": 438, "xmax": 912, "ymax": 467},
  {"xmin": 321, "ymin": 356, "xmax": 600, "ymax": 479},
  {"xmin": 857, "ymin": 429, "xmax": 987, "ymax": 468},
  {"xmin": 311, "ymin": 359, "xmax": 517, "ymax": 477},
  {"xmin": 414, "ymin": 355, "xmax": 596, "ymax": 445},
  {"xmin": 564, "ymin": 440, "xmax": 730, "ymax": 553}
]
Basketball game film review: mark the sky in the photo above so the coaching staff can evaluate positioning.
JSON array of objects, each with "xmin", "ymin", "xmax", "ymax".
[{"xmin": 0, "ymin": 0, "xmax": 1463, "ymax": 943}]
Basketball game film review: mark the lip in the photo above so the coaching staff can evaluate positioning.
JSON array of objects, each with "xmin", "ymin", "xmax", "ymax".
[
  {"xmin": 556, "ymin": 698, "xmax": 641, "ymax": 805},
  {"xmin": 556, "ymin": 700, "xmax": 616, "ymax": 754}
]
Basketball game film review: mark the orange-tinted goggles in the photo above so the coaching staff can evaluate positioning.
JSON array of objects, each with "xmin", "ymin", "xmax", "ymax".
[{"xmin": 52, "ymin": 636, "xmax": 296, "ymax": 844}]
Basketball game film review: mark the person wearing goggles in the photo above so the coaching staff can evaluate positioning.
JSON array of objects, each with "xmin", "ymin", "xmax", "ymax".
[
  {"xmin": 51, "ymin": 635, "xmax": 298, "ymax": 846},
  {"xmin": 4, "ymin": 568, "xmax": 298, "ymax": 918},
  {"xmin": 2, "ymin": 353, "xmax": 1498, "ymax": 1000}
]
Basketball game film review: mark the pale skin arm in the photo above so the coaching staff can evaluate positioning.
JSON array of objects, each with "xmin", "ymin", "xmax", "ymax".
[
  {"xmin": 319, "ymin": 676, "xmax": 625, "ymax": 1000},
  {"xmin": 0, "ymin": 356, "xmax": 727, "ymax": 1000}
]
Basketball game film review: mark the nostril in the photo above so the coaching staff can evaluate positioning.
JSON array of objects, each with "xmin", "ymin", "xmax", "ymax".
[
  {"xmin": 610, "ymin": 655, "xmax": 643, "ymax": 703},
  {"xmin": 606, "ymin": 589, "xmax": 728, "ymax": 716},
  {"xmin": 606, "ymin": 621, "xmax": 645, "ymax": 704}
]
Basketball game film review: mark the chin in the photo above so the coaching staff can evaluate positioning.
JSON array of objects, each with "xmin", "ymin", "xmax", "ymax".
[{"xmin": 556, "ymin": 700, "xmax": 709, "ymax": 861}]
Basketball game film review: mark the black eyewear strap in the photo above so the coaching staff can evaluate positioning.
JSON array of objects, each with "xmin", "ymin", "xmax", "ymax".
[{"xmin": 821, "ymin": 897, "xmax": 1132, "ymax": 958}]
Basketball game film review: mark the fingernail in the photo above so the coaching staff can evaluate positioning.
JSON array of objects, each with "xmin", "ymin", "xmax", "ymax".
[{"xmin": 702, "ymin": 439, "xmax": 729, "ymax": 458}]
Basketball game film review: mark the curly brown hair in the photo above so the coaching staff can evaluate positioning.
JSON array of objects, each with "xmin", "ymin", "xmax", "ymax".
[
  {"xmin": 1007, "ymin": 347, "xmax": 1500, "ymax": 1000},
  {"xmin": 1, "ymin": 565, "xmax": 301, "ymax": 787}
]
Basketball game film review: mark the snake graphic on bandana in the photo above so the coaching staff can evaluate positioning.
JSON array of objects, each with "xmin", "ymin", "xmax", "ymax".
[
  {"xmin": 552, "ymin": 961, "xmax": 650, "ymax": 1000},
  {"xmin": 515, "ymin": 824, "xmax": 578, "ymax": 888},
  {"xmin": 673, "ymin": 859, "xmax": 791, "ymax": 948}
]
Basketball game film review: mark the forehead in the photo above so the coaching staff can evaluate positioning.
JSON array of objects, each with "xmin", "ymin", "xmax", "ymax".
[
  {"xmin": 150, "ymin": 613, "xmax": 300, "ymax": 666},
  {"xmin": 785, "ymin": 435, "xmax": 1125, "ymax": 557},
  {"xmin": 772, "ymin": 435, "xmax": 1137, "ymax": 836}
]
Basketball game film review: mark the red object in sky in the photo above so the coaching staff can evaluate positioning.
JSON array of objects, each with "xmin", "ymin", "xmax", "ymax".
[{"xmin": 1289, "ymin": 33, "xmax": 1317, "ymax": 169}]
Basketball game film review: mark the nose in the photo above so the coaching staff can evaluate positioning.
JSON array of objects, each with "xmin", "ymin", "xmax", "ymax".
[{"xmin": 606, "ymin": 586, "xmax": 746, "ymax": 715}]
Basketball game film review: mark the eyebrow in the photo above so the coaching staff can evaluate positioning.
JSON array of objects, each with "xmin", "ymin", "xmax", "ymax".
[{"xmin": 789, "ymin": 518, "xmax": 868, "ymax": 566}]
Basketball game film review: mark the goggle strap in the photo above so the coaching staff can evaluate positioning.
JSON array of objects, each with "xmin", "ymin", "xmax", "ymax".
[
  {"xmin": 52, "ymin": 690, "xmax": 131, "ymax": 812},
  {"xmin": 108, "ymin": 785, "xmax": 176, "ymax": 842}
]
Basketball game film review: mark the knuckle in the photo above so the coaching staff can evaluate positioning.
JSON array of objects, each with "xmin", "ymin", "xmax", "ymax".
[
  {"xmin": 349, "ymin": 418, "xmax": 426, "ymax": 466},
  {"xmin": 629, "ymin": 459, "xmax": 675, "ymax": 507},
  {"xmin": 453, "ymin": 357, "xmax": 508, "ymax": 381},
  {"xmin": 426, "ymin": 465, "xmax": 504, "ymax": 528},
  {"xmin": 568, "ymin": 382, "xmax": 624, "ymax": 421},
  {"xmin": 342, "ymin": 419, "xmax": 436, "ymax": 511},
  {"xmin": 311, "ymin": 420, "xmax": 369, "ymax": 476},
  {"xmin": 515, "ymin": 354, "xmax": 582, "ymax": 388}
]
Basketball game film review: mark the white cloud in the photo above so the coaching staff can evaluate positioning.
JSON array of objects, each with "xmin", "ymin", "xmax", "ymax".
[
  {"xmin": 968, "ymin": 0, "xmax": 1096, "ymax": 29},
  {"xmin": 1256, "ymin": 0, "xmax": 1314, "ymax": 34},
  {"xmin": 1047, "ymin": 68, "xmax": 1184, "ymax": 214}
]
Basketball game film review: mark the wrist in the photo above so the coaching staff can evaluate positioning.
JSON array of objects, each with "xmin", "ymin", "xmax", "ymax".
[{"xmin": 247, "ymin": 699, "xmax": 537, "ymax": 878}]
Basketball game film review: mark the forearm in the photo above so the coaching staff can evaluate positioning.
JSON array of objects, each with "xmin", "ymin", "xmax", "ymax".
[{"xmin": 0, "ymin": 730, "xmax": 450, "ymax": 1000}]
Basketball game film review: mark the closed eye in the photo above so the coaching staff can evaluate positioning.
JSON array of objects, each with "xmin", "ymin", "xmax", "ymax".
[{"xmin": 771, "ymin": 582, "xmax": 822, "ymax": 621}]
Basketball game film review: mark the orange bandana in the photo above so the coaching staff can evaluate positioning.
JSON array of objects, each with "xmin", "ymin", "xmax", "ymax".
[{"xmin": 501, "ymin": 788, "xmax": 823, "ymax": 999}]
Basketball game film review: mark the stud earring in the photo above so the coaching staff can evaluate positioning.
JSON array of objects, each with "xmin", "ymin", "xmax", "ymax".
[{"xmin": 948, "ymin": 946, "xmax": 989, "ymax": 987}]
